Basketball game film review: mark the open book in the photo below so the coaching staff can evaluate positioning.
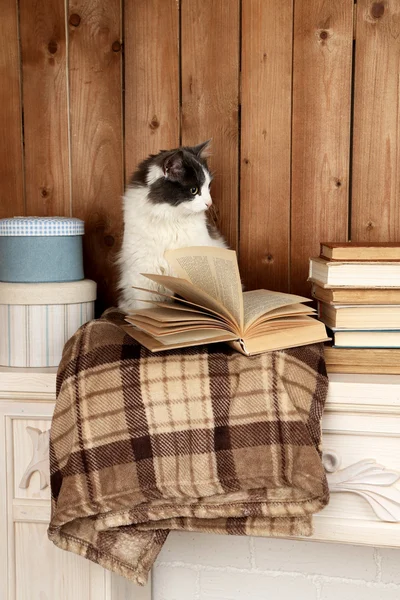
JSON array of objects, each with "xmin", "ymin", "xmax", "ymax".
[{"xmin": 123, "ymin": 247, "xmax": 329, "ymax": 355}]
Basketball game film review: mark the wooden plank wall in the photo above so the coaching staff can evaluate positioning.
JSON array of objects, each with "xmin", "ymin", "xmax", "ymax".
[
  {"xmin": 1, "ymin": 0, "xmax": 400, "ymax": 309},
  {"xmin": 19, "ymin": 0, "xmax": 70, "ymax": 217},
  {"xmin": 291, "ymin": 0, "xmax": 353, "ymax": 297},
  {"xmin": 239, "ymin": 0, "xmax": 293, "ymax": 292},
  {"xmin": 1, "ymin": 0, "xmax": 24, "ymax": 217},
  {"xmin": 351, "ymin": 0, "xmax": 400, "ymax": 242},
  {"xmin": 181, "ymin": 0, "xmax": 240, "ymax": 250},
  {"xmin": 68, "ymin": 0, "xmax": 123, "ymax": 312}
]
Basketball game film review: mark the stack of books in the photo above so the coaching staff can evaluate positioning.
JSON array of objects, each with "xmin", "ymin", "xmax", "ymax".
[{"xmin": 309, "ymin": 242, "xmax": 400, "ymax": 374}]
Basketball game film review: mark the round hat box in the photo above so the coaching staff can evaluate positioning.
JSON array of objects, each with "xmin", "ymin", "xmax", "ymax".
[
  {"xmin": 0, "ymin": 279, "xmax": 96, "ymax": 367},
  {"xmin": 0, "ymin": 217, "xmax": 85, "ymax": 283}
]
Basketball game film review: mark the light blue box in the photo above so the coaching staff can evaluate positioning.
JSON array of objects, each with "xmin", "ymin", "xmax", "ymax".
[{"xmin": 0, "ymin": 217, "xmax": 85, "ymax": 283}]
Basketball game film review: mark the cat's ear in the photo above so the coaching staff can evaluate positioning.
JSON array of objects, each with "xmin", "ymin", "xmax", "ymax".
[
  {"xmin": 163, "ymin": 151, "xmax": 184, "ymax": 181},
  {"xmin": 189, "ymin": 139, "xmax": 212, "ymax": 159}
]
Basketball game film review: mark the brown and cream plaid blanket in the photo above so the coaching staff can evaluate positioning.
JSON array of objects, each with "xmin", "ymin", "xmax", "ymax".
[{"xmin": 48, "ymin": 309, "xmax": 329, "ymax": 585}]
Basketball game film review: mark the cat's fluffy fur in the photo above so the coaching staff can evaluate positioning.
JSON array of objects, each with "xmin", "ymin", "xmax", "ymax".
[{"xmin": 118, "ymin": 141, "xmax": 226, "ymax": 312}]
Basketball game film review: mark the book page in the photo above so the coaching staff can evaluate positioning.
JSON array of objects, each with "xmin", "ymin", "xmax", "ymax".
[
  {"xmin": 127, "ymin": 316, "xmax": 221, "ymax": 331},
  {"xmin": 128, "ymin": 285, "xmax": 231, "ymax": 323},
  {"xmin": 247, "ymin": 304, "xmax": 314, "ymax": 328},
  {"xmin": 165, "ymin": 246, "xmax": 244, "ymax": 330},
  {"xmin": 122, "ymin": 325, "xmax": 238, "ymax": 352},
  {"xmin": 238, "ymin": 318, "xmax": 330, "ymax": 355},
  {"xmin": 151, "ymin": 328, "xmax": 236, "ymax": 344},
  {"xmin": 128, "ymin": 321, "xmax": 227, "ymax": 336},
  {"xmin": 243, "ymin": 290, "xmax": 312, "ymax": 330},
  {"xmin": 142, "ymin": 274, "xmax": 239, "ymax": 331},
  {"xmin": 127, "ymin": 307, "xmax": 220, "ymax": 323},
  {"xmin": 245, "ymin": 316, "xmax": 315, "ymax": 338}
]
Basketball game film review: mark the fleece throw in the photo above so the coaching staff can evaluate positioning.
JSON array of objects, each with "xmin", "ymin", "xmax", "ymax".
[{"xmin": 48, "ymin": 309, "xmax": 329, "ymax": 585}]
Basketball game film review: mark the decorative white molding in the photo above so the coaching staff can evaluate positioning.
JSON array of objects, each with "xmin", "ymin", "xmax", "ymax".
[
  {"xmin": 323, "ymin": 450, "xmax": 400, "ymax": 523},
  {"xmin": 19, "ymin": 427, "xmax": 50, "ymax": 490},
  {"xmin": 0, "ymin": 367, "xmax": 57, "ymax": 399}
]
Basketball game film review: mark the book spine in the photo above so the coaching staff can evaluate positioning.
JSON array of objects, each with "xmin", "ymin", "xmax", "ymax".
[{"xmin": 317, "ymin": 301, "xmax": 321, "ymax": 320}]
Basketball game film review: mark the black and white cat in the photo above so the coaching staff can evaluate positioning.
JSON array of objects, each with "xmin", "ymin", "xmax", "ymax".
[{"xmin": 118, "ymin": 141, "xmax": 226, "ymax": 311}]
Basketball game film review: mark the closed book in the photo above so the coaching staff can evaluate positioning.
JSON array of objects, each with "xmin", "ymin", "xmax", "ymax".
[
  {"xmin": 311, "ymin": 284, "xmax": 400, "ymax": 305},
  {"xmin": 320, "ymin": 242, "xmax": 400, "ymax": 262},
  {"xmin": 309, "ymin": 257, "xmax": 400, "ymax": 288},
  {"xmin": 319, "ymin": 303, "xmax": 400, "ymax": 329},
  {"xmin": 326, "ymin": 328, "xmax": 400, "ymax": 348},
  {"xmin": 325, "ymin": 346, "xmax": 400, "ymax": 374}
]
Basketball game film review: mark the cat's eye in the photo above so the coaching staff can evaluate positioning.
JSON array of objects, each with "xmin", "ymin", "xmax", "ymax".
[{"xmin": 190, "ymin": 187, "xmax": 198, "ymax": 195}]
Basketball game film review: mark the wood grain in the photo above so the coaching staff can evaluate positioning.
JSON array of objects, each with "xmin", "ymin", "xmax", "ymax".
[
  {"xmin": 351, "ymin": 0, "xmax": 400, "ymax": 242},
  {"xmin": 15, "ymin": 523, "xmax": 93, "ymax": 599},
  {"xmin": 124, "ymin": 0, "xmax": 179, "ymax": 179},
  {"xmin": 0, "ymin": 0, "xmax": 24, "ymax": 217},
  {"xmin": 291, "ymin": 0, "xmax": 353, "ymax": 296},
  {"xmin": 68, "ymin": 0, "xmax": 123, "ymax": 311},
  {"xmin": 19, "ymin": 0, "xmax": 69, "ymax": 216},
  {"xmin": 239, "ymin": 0, "xmax": 293, "ymax": 291},
  {"xmin": 181, "ymin": 0, "xmax": 240, "ymax": 250}
]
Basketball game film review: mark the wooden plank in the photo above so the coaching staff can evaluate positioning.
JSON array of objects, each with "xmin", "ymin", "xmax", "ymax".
[
  {"xmin": 239, "ymin": 0, "xmax": 293, "ymax": 291},
  {"xmin": 68, "ymin": 0, "xmax": 123, "ymax": 311},
  {"xmin": 124, "ymin": 0, "xmax": 179, "ymax": 179},
  {"xmin": 181, "ymin": 0, "xmax": 240, "ymax": 250},
  {"xmin": 291, "ymin": 0, "xmax": 353, "ymax": 297},
  {"xmin": 0, "ymin": 0, "xmax": 24, "ymax": 217},
  {"xmin": 19, "ymin": 0, "xmax": 69, "ymax": 216},
  {"xmin": 351, "ymin": 0, "xmax": 400, "ymax": 242}
]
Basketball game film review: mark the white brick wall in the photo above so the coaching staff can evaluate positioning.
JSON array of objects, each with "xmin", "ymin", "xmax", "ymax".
[{"xmin": 153, "ymin": 533, "xmax": 400, "ymax": 600}]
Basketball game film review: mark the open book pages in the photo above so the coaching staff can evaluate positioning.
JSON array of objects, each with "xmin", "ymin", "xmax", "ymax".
[{"xmin": 124, "ymin": 246, "xmax": 330, "ymax": 355}]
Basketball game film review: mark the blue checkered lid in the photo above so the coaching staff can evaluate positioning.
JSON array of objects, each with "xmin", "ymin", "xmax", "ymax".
[{"xmin": 0, "ymin": 217, "xmax": 85, "ymax": 237}]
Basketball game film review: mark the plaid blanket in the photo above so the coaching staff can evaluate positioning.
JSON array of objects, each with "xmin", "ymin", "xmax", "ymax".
[{"xmin": 48, "ymin": 309, "xmax": 329, "ymax": 585}]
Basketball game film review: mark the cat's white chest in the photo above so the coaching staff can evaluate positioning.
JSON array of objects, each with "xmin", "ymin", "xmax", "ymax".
[
  {"xmin": 118, "ymin": 184, "xmax": 225, "ymax": 310},
  {"xmin": 161, "ymin": 220, "xmax": 210, "ymax": 249},
  {"xmin": 144, "ymin": 219, "xmax": 210, "ymax": 275}
]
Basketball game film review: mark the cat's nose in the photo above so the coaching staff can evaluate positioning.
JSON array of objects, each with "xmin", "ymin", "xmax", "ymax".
[{"xmin": 205, "ymin": 198, "xmax": 212, "ymax": 208}]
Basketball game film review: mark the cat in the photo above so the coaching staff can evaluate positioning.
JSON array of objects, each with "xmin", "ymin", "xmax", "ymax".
[{"xmin": 118, "ymin": 140, "xmax": 227, "ymax": 312}]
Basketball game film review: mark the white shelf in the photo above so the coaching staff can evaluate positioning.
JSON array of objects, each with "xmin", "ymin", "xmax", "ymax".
[{"xmin": 0, "ymin": 366, "xmax": 58, "ymax": 398}]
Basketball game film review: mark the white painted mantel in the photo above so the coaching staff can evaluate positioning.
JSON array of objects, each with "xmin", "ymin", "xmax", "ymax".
[{"xmin": 1, "ymin": 368, "xmax": 399, "ymax": 599}]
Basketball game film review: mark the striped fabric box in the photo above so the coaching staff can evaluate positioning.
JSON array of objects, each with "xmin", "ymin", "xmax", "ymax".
[{"xmin": 0, "ymin": 280, "xmax": 96, "ymax": 367}]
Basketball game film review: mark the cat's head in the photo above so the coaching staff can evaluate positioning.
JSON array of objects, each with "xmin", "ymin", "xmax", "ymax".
[{"xmin": 132, "ymin": 140, "xmax": 213, "ymax": 215}]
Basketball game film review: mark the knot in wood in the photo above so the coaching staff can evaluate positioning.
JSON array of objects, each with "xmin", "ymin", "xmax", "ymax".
[
  {"xmin": 149, "ymin": 116, "xmax": 160, "ymax": 130},
  {"xmin": 319, "ymin": 30, "xmax": 329, "ymax": 41},
  {"xmin": 366, "ymin": 220, "xmax": 374, "ymax": 230},
  {"xmin": 69, "ymin": 13, "xmax": 81, "ymax": 27},
  {"xmin": 371, "ymin": 2, "xmax": 385, "ymax": 18},
  {"xmin": 48, "ymin": 40, "xmax": 57, "ymax": 54},
  {"xmin": 104, "ymin": 235, "xmax": 115, "ymax": 247},
  {"xmin": 40, "ymin": 187, "xmax": 49, "ymax": 198},
  {"xmin": 112, "ymin": 41, "xmax": 122, "ymax": 52},
  {"xmin": 262, "ymin": 253, "xmax": 274, "ymax": 265}
]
